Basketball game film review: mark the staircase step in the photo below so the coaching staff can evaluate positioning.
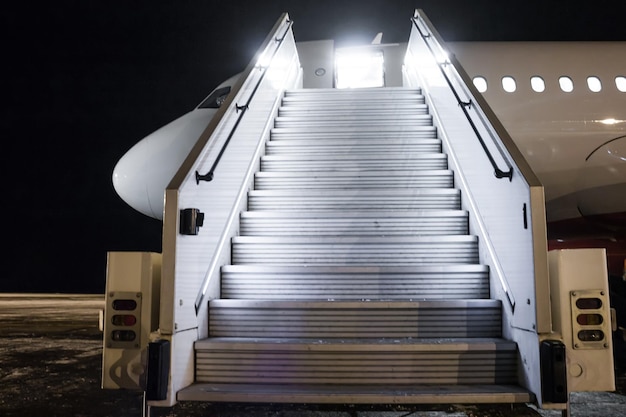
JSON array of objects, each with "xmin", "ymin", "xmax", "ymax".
[
  {"xmin": 240, "ymin": 210, "xmax": 468, "ymax": 237},
  {"xmin": 284, "ymin": 86, "xmax": 422, "ymax": 96},
  {"xmin": 247, "ymin": 189, "xmax": 461, "ymax": 211},
  {"xmin": 208, "ymin": 299, "xmax": 502, "ymax": 338},
  {"xmin": 178, "ymin": 383, "xmax": 532, "ymax": 404},
  {"xmin": 221, "ymin": 264, "xmax": 489, "ymax": 300},
  {"xmin": 283, "ymin": 88, "xmax": 425, "ymax": 101},
  {"xmin": 260, "ymin": 153, "xmax": 448, "ymax": 171},
  {"xmin": 278, "ymin": 104, "xmax": 429, "ymax": 117},
  {"xmin": 193, "ymin": 337, "xmax": 518, "ymax": 385},
  {"xmin": 282, "ymin": 89, "xmax": 424, "ymax": 103},
  {"xmin": 270, "ymin": 126, "xmax": 438, "ymax": 140},
  {"xmin": 274, "ymin": 114, "xmax": 433, "ymax": 128},
  {"xmin": 231, "ymin": 236, "xmax": 479, "ymax": 265},
  {"xmin": 265, "ymin": 138, "xmax": 442, "ymax": 155},
  {"xmin": 254, "ymin": 170, "xmax": 454, "ymax": 190}
]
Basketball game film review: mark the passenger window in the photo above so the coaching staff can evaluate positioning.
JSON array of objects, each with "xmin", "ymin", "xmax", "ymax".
[
  {"xmin": 501, "ymin": 76, "xmax": 516, "ymax": 93},
  {"xmin": 472, "ymin": 76, "xmax": 487, "ymax": 93},
  {"xmin": 530, "ymin": 76, "xmax": 545, "ymax": 92},
  {"xmin": 587, "ymin": 76, "xmax": 602, "ymax": 92},
  {"xmin": 559, "ymin": 76, "xmax": 574, "ymax": 92},
  {"xmin": 616, "ymin": 76, "xmax": 626, "ymax": 92}
]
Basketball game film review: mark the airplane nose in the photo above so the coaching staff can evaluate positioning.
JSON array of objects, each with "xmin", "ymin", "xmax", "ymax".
[{"xmin": 112, "ymin": 141, "xmax": 164, "ymax": 219}]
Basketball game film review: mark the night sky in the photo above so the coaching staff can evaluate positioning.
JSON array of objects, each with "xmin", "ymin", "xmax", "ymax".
[{"xmin": 4, "ymin": 1, "xmax": 626, "ymax": 293}]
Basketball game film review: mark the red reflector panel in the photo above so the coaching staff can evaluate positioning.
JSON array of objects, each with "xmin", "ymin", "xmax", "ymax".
[
  {"xmin": 112, "ymin": 299, "xmax": 137, "ymax": 311},
  {"xmin": 578, "ymin": 329, "xmax": 604, "ymax": 342},
  {"xmin": 112, "ymin": 330, "xmax": 136, "ymax": 342},
  {"xmin": 576, "ymin": 313, "xmax": 603, "ymax": 325},
  {"xmin": 575, "ymin": 297, "xmax": 602, "ymax": 310},
  {"xmin": 112, "ymin": 314, "xmax": 137, "ymax": 326}
]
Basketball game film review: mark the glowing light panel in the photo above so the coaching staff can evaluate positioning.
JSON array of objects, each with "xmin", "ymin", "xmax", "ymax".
[{"xmin": 336, "ymin": 49, "xmax": 384, "ymax": 89}]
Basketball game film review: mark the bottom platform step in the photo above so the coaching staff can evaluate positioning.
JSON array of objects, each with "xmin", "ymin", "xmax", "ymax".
[{"xmin": 178, "ymin": 383, "xmax": 533, "ymax": 404}]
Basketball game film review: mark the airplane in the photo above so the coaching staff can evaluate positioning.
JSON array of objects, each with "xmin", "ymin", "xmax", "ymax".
[
  {"xmin": 104, "ymin": 11, "xmax": 625, "ymax": 410},
  {"xmin": 112, "ymin": 38, "xmax": 626, "ymax": 277}
]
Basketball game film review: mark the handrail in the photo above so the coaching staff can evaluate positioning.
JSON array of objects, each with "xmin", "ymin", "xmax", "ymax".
[
  {"xmin": 411, "ymin": 17, "xmax": 513, "ymax": 181},
  {"xmin": 195, "ymin": 19, "xmax": 293, "ymax": 183}
]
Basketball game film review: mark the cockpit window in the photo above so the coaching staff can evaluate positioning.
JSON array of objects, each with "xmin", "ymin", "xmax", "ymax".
[{"xmin": 198, "ymin": 86, "xmax": 231, "ymax": 109}]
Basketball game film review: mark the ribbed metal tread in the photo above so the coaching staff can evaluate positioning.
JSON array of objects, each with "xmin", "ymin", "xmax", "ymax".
[
  {"xmin": 270, "ymin": 126, "xmax": 437, "ymax": 140},
  {"xmin": 232, "ymin": 235, "xmax": 479, "ymax": 265},
  {"xmin": 247, "ymin": 189, "xmax": 461, "ymax": 211},
  {"xmin": 260, "ymin": 153, "xmax": 447, "ymax": 171},
  {"xmin": 254, "ymin": 170, "xmax": 454, "ymax": 190},
  {"xmin": 284, "ymin": 86, "xmax": 422, "ymax": 95},
  {"xmin": 178, "ymin": 383, "xmax": 532, "ymax": 404},
  {"xmin": 240, "ymin": 210, "xmax": 468, "ymax": 237},
  {"xmin": 278, "ymin": 104, "xmax": 429, "ymax": 117},
  {"xmin": 194, "ymin": 337, "xmax": 518, "ymax": 385},
  {"xmin": 274, "ymin": 114, "xmax": 433, "ymax": 128},
  {"xmin": 283, "ymin": 88, "xmax": 425, "ymax": 101},
  {"xmin": 209, "ymin": 299, "xmax": 501, "ymax": 338},
  {"xmin": 221, "ymin": 264, "xmax": 489, "ymax": 300},
  {"xmin": 265, "ymin": 138, "xmax": 442, "ymax": 155}
]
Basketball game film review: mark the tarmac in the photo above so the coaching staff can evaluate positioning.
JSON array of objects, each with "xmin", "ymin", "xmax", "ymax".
[{"xmin": 0, "ymin": 294, "xmax": 624, "ymax": 417}]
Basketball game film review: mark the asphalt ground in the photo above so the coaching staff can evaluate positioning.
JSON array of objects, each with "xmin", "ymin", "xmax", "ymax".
[{"xmin": 0, "ymin": 294, "xmax": 624, "ymax": 417}]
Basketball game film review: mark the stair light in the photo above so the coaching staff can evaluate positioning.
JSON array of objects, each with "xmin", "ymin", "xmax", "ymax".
[{"xmin": 335, "ymin": 48, "xmax": 385, "ymax": 89}]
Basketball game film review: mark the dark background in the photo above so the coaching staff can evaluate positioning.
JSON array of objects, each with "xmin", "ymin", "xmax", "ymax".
[{"xmin": 3, "ymin": 1, "xmax": 626, "ymax": 293}]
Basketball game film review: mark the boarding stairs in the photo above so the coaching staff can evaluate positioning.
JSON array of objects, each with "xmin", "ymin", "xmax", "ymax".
[{"xmin": 179, "ymin": 87, "xmax": 531, "ymax": 404}]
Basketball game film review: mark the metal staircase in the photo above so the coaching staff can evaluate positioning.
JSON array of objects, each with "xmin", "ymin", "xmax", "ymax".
[{"xmin": 178, "ymin": 87, "xmax": 532, "ymax": 404}]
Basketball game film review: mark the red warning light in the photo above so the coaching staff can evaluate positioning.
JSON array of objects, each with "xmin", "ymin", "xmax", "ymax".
[
  {"xmin": 112, "ymin": 314, "xmax": 137, "ymax": 326},
  {"xmin": 576, "ymin": 313, "xmax": 603, "ymax": 326}
]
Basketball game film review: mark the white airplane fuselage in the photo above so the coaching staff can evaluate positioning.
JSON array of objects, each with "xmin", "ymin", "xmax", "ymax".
[{"xmin": 112, "ymin": 40, "xmax": 626, "ymax": 273}]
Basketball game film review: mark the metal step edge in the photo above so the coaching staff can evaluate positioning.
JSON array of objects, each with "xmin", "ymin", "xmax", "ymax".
[
  {"xmin": 278, "ymin": 106, "xmax": 429, "ymax": 115},
  {"xmin": 271, "ymin": 126, "xmax": 436, "ymax": 133},
  {"xmin": 274, "ymin": 115, "xmax": 432, "ymax": 123},
  {"xmin": 209, "ymin": 299, "xmax": 500, "ymax": 309},
  {"xmin": 280, "ymin": 96, "xmax": 425, "ymax": 103},
  {"xmin": 260, "ymin": 161, "xmax": 448, "ymax": 172},
  {"xmin": 284, "ymin": 87, "xmax": 422, "ymax": 94},
  {"xmin": 266, "ymin": 139, "xmax": 442, "ymax": 151},
  {"xmin": 265, "ymin": 147, "xmax": 443, "ymax": 156},
  {"xmin": 279, "ymin": 99, "xmax": 426, "ymax": 107},
  {"xmin": 274, "ymin": 119, "xmax": 433, "ymax": 128},
  {"xmin": 254, "ymin": 175, "xmax": 454, "ymax": 190},
  {"xmin": 254, "ymin": 170, "xmax": 452, "ymax": 178},
  {"xmin": 240, "ymin": 210, "xmax": 468, "ymax": 219},
  {"xmin": 248, "ymin": 189, "xmax": 460, "ymax": 198},
  {"xmin": 178, "ymin": 383, "xmax": 532, "ymax": 404},
  {"xmin": 248, "ymin": 198, "xmax": 460, "ymax": 211},
  {"xmin": 231, "ymin": 235, "xmax": 477, "ymax": 244},
  {"xmin": 195, "ymin": 337, "xmax": 516, "ymax": 351},
  {"xmin": 221, "ymin": 264, "xmax": 488, "ymax": 274},
  {"xmin": 281, "ymin": 93, "xmax": 424, "ymax": 100},
  {"xmin": 261, "ymin": 154, "xmax": 447, "ymax": 161},
  {"xmin": 266, "ymin": 138, "xmax": 441, "ymax": 145}
]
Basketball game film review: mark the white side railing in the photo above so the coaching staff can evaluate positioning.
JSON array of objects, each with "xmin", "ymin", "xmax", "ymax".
[
  {"xmin": 152, "ymin": 13, "xmax": 302, "ymax": 406},
  {"xmin": 405, "ymin": 9, "xmax": 552, "ymax": 404}
]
